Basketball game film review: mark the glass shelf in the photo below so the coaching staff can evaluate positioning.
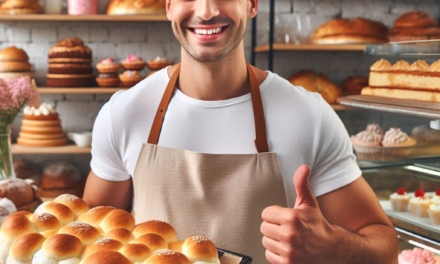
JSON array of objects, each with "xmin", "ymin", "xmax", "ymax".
[{"xmin": 366, "ymin": 40, "xmax": 440, "ymax": 57}]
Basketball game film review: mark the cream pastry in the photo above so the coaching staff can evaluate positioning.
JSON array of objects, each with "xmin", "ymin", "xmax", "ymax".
[
  {"xmin": 410, "ymin": 189, "xmax": 431, "ymax": 218},
  {"xmin": 382, "ymin": 128, "xmax": 416, "ymax": 147},
  {"xmin": 389, "ymin": 187, "xmax": 409, "ymax": 212},
  {"xmin": 351, "ymin": 131, "xmax": 382, "ymax": 147}
]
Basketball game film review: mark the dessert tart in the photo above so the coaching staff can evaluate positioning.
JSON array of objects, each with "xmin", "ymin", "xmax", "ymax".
[
  {"xmin": 389, "ymin": 187, "xmax": 409, "ymax": 212},
  {"xmin": 121, "ymin": 55, "xmax": 146, "ymax": 71},
  {"xmin": 146, "ymin": 57, "xmax": 173, "ymax": 71},
  {"xmin": 120, "ymin": 70, "xmax": 143, "ymax": 87},
  {"xmin": 96, "ymin": 58, "xmax": 121, "ymax": 73},
  {"xmin": 96, "ymin": 73, "xmax": 120, "ymax": 87},
  {"xmin": 409, "ymin": 189, "xmax": 431, "ymax": 218}
]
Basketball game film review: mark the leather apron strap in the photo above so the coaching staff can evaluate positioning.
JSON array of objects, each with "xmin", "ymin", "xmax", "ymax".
[{"xmin": 147, "ymin": 63, "xmax": 269, "ymax": 153}]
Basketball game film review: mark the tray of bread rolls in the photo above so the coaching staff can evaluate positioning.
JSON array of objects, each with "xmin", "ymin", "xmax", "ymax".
[{"xmin": 0, "ymin": 194, "xmax": 252, "ymax": 264}]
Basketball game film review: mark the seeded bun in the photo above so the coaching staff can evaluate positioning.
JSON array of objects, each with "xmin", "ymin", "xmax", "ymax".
[
  {"xmin": 132, "ymin": 220, "xmax": 177, "ymax": 242},
  {"xmin": 77, "ymin": 206, "xmax": 115, "ymax": 227},
  {"xmin": 30, "ymin": 213, "xmax": 62, "ymax": 233},
  {"xmin": 8, "ymin": 233, "xmax": 45, "ymax": 262},
  {"xmin": 104, "ymin": 228, "xmax": 134, "ymax": 245},
  {"xmin": 81, "ymin": 238, "xmax": 123, "ymax": 259},
  {"xmin": 58, "ymin": 222, "xmax": 101, "ymax": 245},
  {"xmin": 130, "ymin": 233, "xmax": 168, "ymax": 253},
  {"xmin": 119, "ymin": 243, "xmax": 152, "ymax": 262},
  {"xmin": 145, "ymin": 250, "xmax": 191, "ymax": 264},
  {"xmin": 54, "ymin": 194, "xmax": 90, "ymax": 219},
  {"xmin": 182, "ymin": 236, "xmax": 218, "ymax": 263},
  {"xmin": 41, "ymin": 234, "xmax": 83, "ymax": 259},
  {"xmin": 100, "ymin": 209, "xmax": 135, "ymax": 233},
  {"xmin": 81, "ymin": 250, "xmax": 133, "ymax": 264},
  {"xmin": 35, "ymin": 202, "xmax": 74, "ymax": 225}
]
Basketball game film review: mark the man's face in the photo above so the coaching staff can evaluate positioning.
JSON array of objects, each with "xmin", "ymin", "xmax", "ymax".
[{"xmin": 167, "ymin": 0, "xmax": 250, "ymax": 62}]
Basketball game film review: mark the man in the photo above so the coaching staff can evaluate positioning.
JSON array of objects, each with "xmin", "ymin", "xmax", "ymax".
[{"xmin": 84, "ymin": 0, "xmax": 399, "ymax": 263}]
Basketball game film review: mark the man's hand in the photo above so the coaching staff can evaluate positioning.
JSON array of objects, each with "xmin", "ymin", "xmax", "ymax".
[{"xmin": 260, "ymin": 165, "xmax": 337, "ymax": 264}]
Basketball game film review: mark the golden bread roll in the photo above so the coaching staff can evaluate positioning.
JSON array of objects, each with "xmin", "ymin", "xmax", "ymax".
[
  {"xmin": 7, "ymin": 233, "xmax": 45, "ymax": 264},
  {"xmin": 119, "ymin": 243, "xmax": 152, "ymax": 263},
  {"xmin": 104, "ymin": 228, "xmax": 134, "ymax": 244},
  {"xmin": 131, "ymin": 233, "xmax": 168, "ymax": 253},
  {"xmin": 133, "ymin": 220, "xmax": 177, "ymax": 242},
  {"xmin": 0, "ymin": 61, "xmax": 31, "ymax": 72},
  {"xmin": 40, "ymin": 230, "xmax": 57, "ymax": 239},
  {"xmin": 182, "ymin": 236, "xmax": 219, "ymax": 264},
  {"xmin": 80, "ymin": 250, "xmax": 133, "ymax": 264},
  {"xmin": 54, "ymin": 194, "xmax": 90, "ymax": 219},
  {"xmin": 0, "ymin": 47, "xmax": 29, "ymax": 62},
  {"xmin": 168, "ymin": 241, "xmax": 183, "ymax": 253},
  {"xmin": 30, "ymin": 213, "xmax": 63, "ymax": 233},
  {"xmin": 77, "ymin": 206, "xmax": 115, "ymax": 226},
  {"xmin": 0, "ymin": 178, "xmax": 35, "ymax": 208},
  {"xmin": 35, "ymin": 202, "xmax": 74, "ymax": 225},
  {"xmin": 81, "ymin": 238, "xmax": 123, "ymax": 259},
  {"xmin": 106, "ymin": 0, "xmax": 165, "ymax": 15},
  {"xmin": 145, "ymin": 249, "xmax": 191, "ymax": 264},
  {"xmin": 58, "ymin": 222, "xmax": 101, "ymax": 245},
  {"xmin": 33, "ymin": 234, "xmax": 83, "ymax": 264},
  {"xmin": 288, "ymin": 70, "xmax": 341, "ymax": 104},
  {"xmin": 100, "ymin": 209, "xmax": 135, "ymax": 233}
]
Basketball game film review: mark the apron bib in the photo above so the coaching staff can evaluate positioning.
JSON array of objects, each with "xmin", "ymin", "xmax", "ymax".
[{"xmin": 133, "ymin": 63, "xmax": 287, "ymax": 263}]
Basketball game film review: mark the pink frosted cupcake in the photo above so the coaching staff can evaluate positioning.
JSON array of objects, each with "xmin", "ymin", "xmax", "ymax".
[
  {"xmin": 365, "ymin": 123, "xmax": 383, "ymax": 136},
  {"xmin": 96, "ymin": 58, "xmax": 121, "ymax": 73},
  {"xmin": 398, "ymin": 248, "xmax": 436, "ymax": 264},
  {"xmin": 382, "ymin": 128, "xmax": 417, "ymax": 147},
  {"xmin": 121, "ymin": 54, "xmax": 146, "ymax": 71}
]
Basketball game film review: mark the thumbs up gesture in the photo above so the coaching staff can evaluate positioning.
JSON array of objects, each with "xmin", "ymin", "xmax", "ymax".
[{"xmin": 260, "ymin": 165, "xmax": 336, "ymax": 264}]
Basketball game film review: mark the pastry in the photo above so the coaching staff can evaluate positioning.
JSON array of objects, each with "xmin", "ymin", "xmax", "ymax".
[
  {"xmin": 350, "ymin": 125, "xmax": 383, "ymax": 161},
  {"xmin": 120, "ymin": 70, "xmax": 143, "ymax": 87},
  {"xmin": 106, "ymin": 0, "xmax": 166, "ymax": 15},
  {"xmin": 32, "ymin": 234, "xmax": 83, "ymax": 264},
  {"xmin": 119, "ymin": 243, "xmax": 152, "ymax": 263},
  {"xmin": 398, "ymin": 248, "xmax": 437, "ymax": 264},
  {"xmin": 182, "ymin": 236, "xmax": 219, "ymax": 264},
  {"xmin": 288, "ymin": 70, "xmax": 341, "ymax": 104},
  {"xmin": 39, "ymin": 162, "xmax": 81, "ymax": 198},
  {"xmin": 382, "ymin": 128, "xmax": 416, "ymax": 147},
  {"xmin": 351, "ymin": 131, "xmax": 382, "ymax": 147},
  {"xmin": 312, "ymin": 18, "xmax": 388, "ymax": 44},
  {"xmin": 81, "ymin": 238, "xmax": 124, "ymax": 259},
  {"xmin": 366, "ymin": 123, "xmax": 383, "ymax": 136},
  {"xmin": 409, "ymin": 189, "xmax": 431, "ymax": 218},
  {"xmin": 6, "ymin": 233, "xmax": 46, "ymax": 264},
  {"xmin": 146, "ymin": 57, "xmax": 173, "ymax": 71},
  {"xmin": 96, "ymin": 73, "xmax": 120, "ymax": 87},
  {"xmin": 130, "ymin": 233, "xmax": 168, "ymax": 252},
  {"xmin": 96, "ymin": 58, "xmax": 121, "ymax": 73},
  {"xmin": 58, "ymin": 222, "xmax": 101, "ymax": 245},
  {"xmin": 389, "ymin": 11, "xmax": 440, "ymax": 42},
  {"xmin": 0, "ymin": 0, "xmax": 41, "ymax": 14},
  {"xmin": 389, "ymin": 187, "xmax": 409, "ymax": 212},
  {"xmin": 341, "ymin": 75, "xmax": 368, "ymax": 96},
  {"xmin": 0, "ymin": 46, "xmax": 33, "ymax": 80},
  {"xmin": 54, "ymin": 194, "xmax": 90, "ymax": 218},
  {"xmin": 429, "ymin": 203, "xmax": 440, "ymax": 225},
  {"xmin": 145, "ymin": 250, "xmax": 191, "ymax": 264},
  {"xmin": 132, "ymin": 220, "xmax": 177, "ymax": 242},
  {"xmin": 121, "ymin": 54, "xmax": 146, "ymax": 71},
  {"xmin": 35, "ymin": 201, "xmax": 75, "ymax": 225},
  {"xmin": 104, "ymin": 228, "xmax": 134, "ymax": 244}
]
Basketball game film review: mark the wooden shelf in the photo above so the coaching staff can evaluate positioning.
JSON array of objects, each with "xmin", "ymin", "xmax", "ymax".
[
  {"xmin": 37, "ymin": 87, "xmax": 128, "ymax": 94},
  {"xmin": 255, "ymin": 44, "xmax": 366, "ymax": 53},
  {"xmin": 0, "ymin": 14, "xmax": 169, "ymax": 22},
  {"xmin": 11, "ymin": 144, "xmax": 91, "ymax": 154},
  {"xmin": 338, "ymin": 95, "xmax": 440, "ymax": 119}
]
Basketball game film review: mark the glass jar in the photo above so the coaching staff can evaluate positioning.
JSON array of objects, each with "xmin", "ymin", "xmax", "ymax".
[
  {"xmin": 68, "ymin": 0, "xmax": 98, "ymax": 15},
  {"xmin": 43, "ymin": 0, "xmax": 63, "ymax": 14},
  {"xmin": 0, "ymin": 125, "xmax": 15, "ymax": 179}
]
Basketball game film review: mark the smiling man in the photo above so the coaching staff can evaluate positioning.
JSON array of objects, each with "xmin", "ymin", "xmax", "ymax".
[{"xmin": 83, "ymin": 0, "xmax": 399, "ymax": 263}]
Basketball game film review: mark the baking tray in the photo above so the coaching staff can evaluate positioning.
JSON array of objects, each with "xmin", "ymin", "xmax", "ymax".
[{"xmin": 218, "ymin": 248, "xmax": 252, "ymax": 264}]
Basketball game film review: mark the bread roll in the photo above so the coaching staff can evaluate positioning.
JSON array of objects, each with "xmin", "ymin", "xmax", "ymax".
[
  {"xmin": 80, "ymin": 251, "xmax": 132, "ymax": 264},
  {"xmin": 58, "ymin": 222, "xmax": 101, "ymax": 245},
  {"xmin": 100, "ymin": 209, "xmax": 135, "ymax": 233},
  {"xmin": 40, "ymin": 162, "xmax": 81, "ymax": 191},
  {"xmin": 0, "ymin": 47, "xmax": 29, "ymax": 62},
  {"xmin": 130, "ymin": 233, "xmax": 168, "ymax": 253},
  {"xmin": 168, "ymin": 241, "xmax": 183, "ymax": 253},
  {"xmin": 81, "ymin": 238, "xmax": 123, "ymax": 259},
  {"xmin": 7, "ymin": 233, "xmax": 45, "ymax": 264},
  {"xmin": 106, "ymin": 0, "xmax": 165, "ymax": 15},
  {"xmin": 182, "ymin": 236, "xmax": 219, "ymax": 264},
  {"xmin": 133, "ymin": 221, "xmax": 177, "ymax": 242},
  {"xmin": 13, "ymin": 158, "xmax": 41, "ymax": 183},
  {"xmin": 30, "ymin": 213, "xmax": 62, "ymax": 232},
  {"xmin": 119, "ymin": 243, "xmax": 152, "ymax": 263},
  {"xmin": 35, "ymin": 202, "xmax": 74, "ymax": 225},
  {"xmin": 0, "ymin": 179, "xmax": 35, "ymax": 208},
  {"xmin": 104, "ymin": 228, "xmax": 134, "ymax": 244},
  {"xmin": 145, "ymin": 250, "xmax": 191, "ymax": 264},
  {"xmin": 54, "ymin": 194, "xmax": 90, "ymax": 219},
  {"xmin": 33, "ymin": 234, "xmax": 83, "ymax": 264},
  {"xmin": 77, "ymin": 206, "xmax": 115, "ymax": 227},
  {"xmin": 40, "ymin": 230, "xmax": 57, "ymax": 239}
]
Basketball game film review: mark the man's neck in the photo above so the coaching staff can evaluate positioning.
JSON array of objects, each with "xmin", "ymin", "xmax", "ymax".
[{"xmin": 172, "ymin": 42, "xmax": 249, "ymax": 101}]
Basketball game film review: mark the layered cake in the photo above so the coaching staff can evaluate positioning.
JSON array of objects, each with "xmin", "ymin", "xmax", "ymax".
[
  {"xmin": 362, "ymin": 59, "xmax": 440, "ymax": 102},
  {"xmin": 389, "ymin": 11, "xmax": 440, "ymax": 42},
  {"xmin": 47, "ymin": 38, "xmax": 94, "ymax": 87},
  {"xmin": 0, "ymin": 46, "xmax": 34, "ymax": 80},
  {"xmin": 17, "ymin": 104, "xmax": 67, "ymax": 147}
]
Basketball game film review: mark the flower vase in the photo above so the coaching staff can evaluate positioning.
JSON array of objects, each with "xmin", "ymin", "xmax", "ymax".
[{"xmin": 0, "ymin": 125, "xmax": 15, "ymax": 179}]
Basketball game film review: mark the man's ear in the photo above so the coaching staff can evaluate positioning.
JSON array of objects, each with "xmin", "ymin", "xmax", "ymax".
[
  {"xmin": 166, "ymin": 0, "xmax": 172, "ymax": 21},
  {"xmin": 247, "ymin": 0, "xmax": 258, "ymax": 19}
]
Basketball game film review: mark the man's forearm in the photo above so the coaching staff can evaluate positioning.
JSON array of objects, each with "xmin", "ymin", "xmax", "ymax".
[{"xmin": 331, "ymin": 223, "xmax": 399, "ymax": 264}]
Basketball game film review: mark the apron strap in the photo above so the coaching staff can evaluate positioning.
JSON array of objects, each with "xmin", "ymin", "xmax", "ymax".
[{"xmin": 147, "ymin": 63, "xmax": 269, "ymax": 153}]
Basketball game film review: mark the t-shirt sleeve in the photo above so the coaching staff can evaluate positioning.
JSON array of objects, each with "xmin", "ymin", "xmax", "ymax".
[
  {"xmin": 309, "ymin": 97, "xmax": 362, "ymax": 197},
  {"xmin": 90, "ymin": 97, "xmax": 131, "ymax": 182}
]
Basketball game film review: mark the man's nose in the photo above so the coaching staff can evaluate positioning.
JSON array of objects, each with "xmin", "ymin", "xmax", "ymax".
[{"xmin": 194, "ymin": 0, "xmax": 220, "ymax": 21}]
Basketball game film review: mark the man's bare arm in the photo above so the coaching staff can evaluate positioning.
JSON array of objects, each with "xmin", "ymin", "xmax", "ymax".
[{"xmin": 83, "ymin": 171, "xmax": 133, "ymax": 210}]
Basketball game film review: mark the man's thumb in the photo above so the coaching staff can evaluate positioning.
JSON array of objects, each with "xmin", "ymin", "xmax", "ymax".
[{"xmin": 294, "ymin": 165, "xmax": 318, "ymax": 209}]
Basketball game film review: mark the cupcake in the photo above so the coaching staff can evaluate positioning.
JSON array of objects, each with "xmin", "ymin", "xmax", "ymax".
[
  {"xmin": 121, "ymin": 55, "xmax": 146, "ymax": 71},
  {"xmin": 96, "ymin": 58, "xmax": 121, "ymax": 74},
  {"xmin": 120, "ymin": 70, "xmax": 143, "ymax": 87},
  {"xmin": 431, "ymin": 188, "xmax": 440, "ymax": 204},
  {"xmin": 382, "ymin": 127, "xmax": 417, "ymax": 147},
  {"xmin": 146, "ymin": 57, "xmax": 173, "ymax": 71},
  {"xmin": 351, "ymin": 131, "xmax": 382, "ymax": 147},
  {"xmin": 96, "ymin": 73, "xmax": 120, "ymax": 87},
  {"xmin": 398, "ymin": 248, "xmax": 436, "ymax": 264},
  {"xmin": 351, "ymin": 125, "xmax": 383, "ymax": 160},
  {"xmin": 429, "ymin": 204, "xmax": 440, "ymax": 225},
  {"xmin": 409, "ymin": 189, "xmax": 431, "ymax": 218},
  {"xmin": 365, "ymin": 123, "xmax": 383, "ymax": 136},
  {"xmin": 389, "ymin": 187, "xmax": 410, "ymax": 212}
]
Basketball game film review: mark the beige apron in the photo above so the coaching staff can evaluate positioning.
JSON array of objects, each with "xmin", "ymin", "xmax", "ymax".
[{"xmin": 133, "ymin": 63, "xmax": 287, "ymax": 263}]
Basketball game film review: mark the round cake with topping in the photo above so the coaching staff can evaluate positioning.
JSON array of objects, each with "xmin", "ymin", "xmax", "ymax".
[
  {"xmin": 121, "ymin": 55, "xmax": 146, "ymax": 71},
  {"xmin": 120, "ymin": 70, "xmax": 143, "ymax": 87}
]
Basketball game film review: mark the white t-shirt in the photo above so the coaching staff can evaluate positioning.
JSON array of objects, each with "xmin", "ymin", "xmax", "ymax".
[{"xmin": 91, "ymin": 67, "xmax": 362, "ymax": 207}]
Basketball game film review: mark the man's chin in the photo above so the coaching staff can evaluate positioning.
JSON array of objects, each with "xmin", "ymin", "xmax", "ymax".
[{"xmin": 188, "ymin": 50, "xmax": 227, "ymax": 63}]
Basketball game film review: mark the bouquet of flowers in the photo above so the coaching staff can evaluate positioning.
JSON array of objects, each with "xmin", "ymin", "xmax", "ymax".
[{"xmin": 0, "ymin": 76, "xmax": 40, "ymax": 178}]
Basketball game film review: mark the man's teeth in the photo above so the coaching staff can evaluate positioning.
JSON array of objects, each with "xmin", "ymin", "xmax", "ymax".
[{"xmin": 194, "ymin": 27, "xmax": 222, "ymax": 35}]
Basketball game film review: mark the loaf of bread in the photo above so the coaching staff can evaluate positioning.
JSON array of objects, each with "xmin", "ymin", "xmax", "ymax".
[
  {"xmin": 106, "ymin": 0, "xmax": 166, "ymax": 15},
  {"xmin": 389, "ymin": 11, "xmax": 440, "ymax": 41}
]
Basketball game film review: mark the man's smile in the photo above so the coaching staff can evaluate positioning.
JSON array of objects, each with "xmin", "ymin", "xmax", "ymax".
[{"xmin": 186, "ymin": 25, "xmax": 230, "ymax": 42}]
